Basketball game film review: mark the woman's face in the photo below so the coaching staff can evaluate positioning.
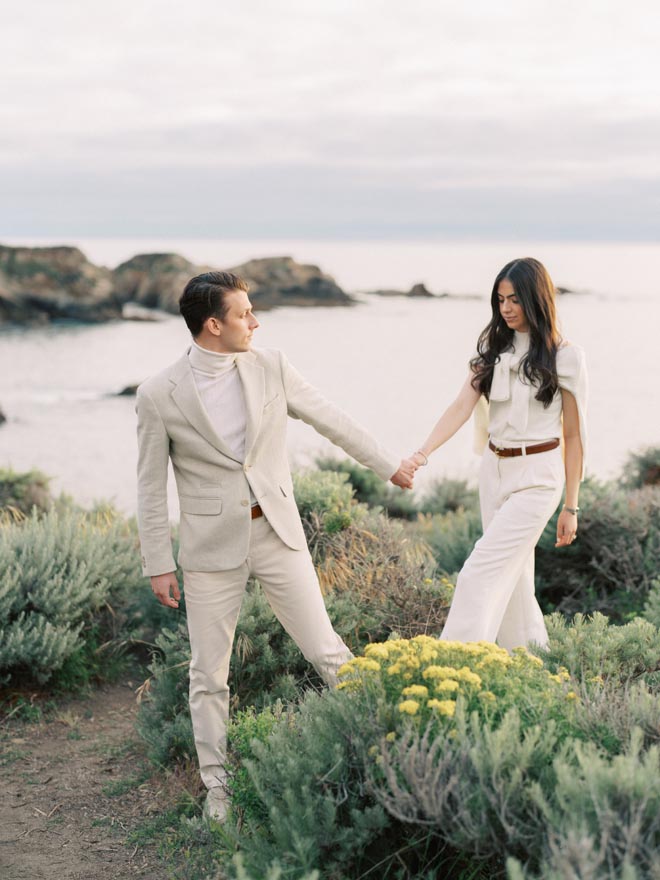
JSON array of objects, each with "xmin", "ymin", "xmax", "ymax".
[{"xmin": 497, "ymin": 279, "xmax": 529, "ymax": 332}]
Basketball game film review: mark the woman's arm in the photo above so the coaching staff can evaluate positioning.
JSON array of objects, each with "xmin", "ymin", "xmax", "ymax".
[
  {"xmin": 408, "ymin": 373, "xmax": 482, "ymax": 466},
  {"xmin": 555, "ymin": 388, "xmax": 583, "ymax": 548}
]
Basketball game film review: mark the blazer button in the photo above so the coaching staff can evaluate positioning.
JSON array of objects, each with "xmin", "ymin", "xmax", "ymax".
[{"xmin": 241, "ymin": 499, "xmax": 249, "ymax": 507}]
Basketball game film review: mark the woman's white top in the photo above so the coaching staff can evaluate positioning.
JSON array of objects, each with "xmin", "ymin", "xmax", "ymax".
[{"xmin": 473, "ymin": 330, "xmax": 588, "ymax": 478}]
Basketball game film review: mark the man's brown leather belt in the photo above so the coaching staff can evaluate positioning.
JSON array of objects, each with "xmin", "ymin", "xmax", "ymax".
[
  {"xmin": 251, "ymin": 503, "xmax": 264, "ymax": 519},
  {"xmin": 488, "ymin": 439, "xmax": 560, "ymax": 458}
]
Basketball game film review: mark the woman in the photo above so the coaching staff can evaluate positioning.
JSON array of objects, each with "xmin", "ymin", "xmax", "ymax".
[{"xmin": 407, "ymin": 257, "xmax": 587, "ymax": 650}]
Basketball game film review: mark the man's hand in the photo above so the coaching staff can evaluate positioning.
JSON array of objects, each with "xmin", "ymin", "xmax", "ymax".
[
  {"xmin": 555, "ymin": 509, "xmax": 578, "ymax": 548},
  {"xmin": 151, "ymin": 571, "xmax": 181, "ymax": 608},
  {"xmin": 390, "ymin": 459, "xmax": 417, "ymax": 490}
]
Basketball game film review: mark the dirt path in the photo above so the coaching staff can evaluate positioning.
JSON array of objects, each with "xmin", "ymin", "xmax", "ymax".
[{"xmin": 0, "ymin": 679, "xmax": 183, "ymax": 880}]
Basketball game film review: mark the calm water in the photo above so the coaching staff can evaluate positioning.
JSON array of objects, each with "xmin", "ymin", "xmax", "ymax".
[{"xmin": 1, "ymin": 239, "xmax": 658, "ymax": 513}]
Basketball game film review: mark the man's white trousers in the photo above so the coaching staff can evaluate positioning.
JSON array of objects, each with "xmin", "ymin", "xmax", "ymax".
[
  {"xmin": 183, "ymin": 515, "xmax": 351, "ymax": 789},
  {"xmin": 441, "ymin": 446, "xmax": 564, "ymax": 650}
]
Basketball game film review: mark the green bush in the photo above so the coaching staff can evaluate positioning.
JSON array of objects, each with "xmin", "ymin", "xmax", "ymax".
[
  {"xmin": 315, "ymin": 457, "xmax": 479, "ymax": 520},
  {"xmin": 507, "ymin": 733, "xmax": 660, "ymax": 880},
  {"xmin": 220, "ymin": 622, "xmax": 660, "ymax": 879},
  {"xmin": 621, "ymin": 444, "xmax": 660, "ymax": 490},
  {"xmin": 541, "ymin": 612, "xmax": 660, "ymax": 686},
  {"xmin": 535, "ymin": 481, "xmax": 660, "ymax": 621},
  {"xmin": 0, "ymin": 467, "xmax": 52, "ymax": 515},
  {"xmin": 416, "ymin": 507, "xmax": 483, "ymax": 576},
  {"xmin": 0, "ymin": 507, "xmax": 144, "ymax": 687},
  {"xmin": 136, "ymin": 623, "xmax": 195, "ymax": 767}
]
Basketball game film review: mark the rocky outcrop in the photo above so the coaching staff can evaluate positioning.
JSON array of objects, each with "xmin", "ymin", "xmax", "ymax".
[
  {"xmin": 228, "ymin": 256, "xmax": 352, "ymax": 309},
  {"xmin": 112, "ymin": 253, "xmax": 206, "ymax": 313},
  {"xmin": 0, "ymin": 245, "xmax": 353, "ymax": 325},
  {"xmin": 368, "ymin": 282, "xmax": 443, "ymax": 298},
  {"xmin": 0, "ymin": 245, "xmax": 118, "ymax": 324}
]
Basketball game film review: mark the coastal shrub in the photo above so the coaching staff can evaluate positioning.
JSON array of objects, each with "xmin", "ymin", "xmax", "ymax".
[
  {"xmin": 136, "ymin": 622, "xmax": 195, "ymax": 767},
  {"xmin": 621, "ymin": 444, "xmax": 660, "ymax": 489},
  {"xmin": 223, "ymin": 687, "xmax": 483, "ymax": 880},
  {"xmin": 0, "ymin": 467, "xmax": 52, "ymax": 515},
  {"xmin": 315, "ymin": 456, "xmax": 420, "ymax": 518},
  {"xmin": 416, "ymin": 507, "xmax": 483, "ymax": 575},
  {"xmin": 316, "ymin": 457, "xmax": 479, "ymax": 519},
  {"xmin": 507, "ymin": 734, "xmax": 660, "ymax": 880},
  {"xmin": 541, "ymin": 612, "xmax": 660, "ymax": 686},
  {"xmin": 292, "ymin": 469, "xmax": 360, "ymax": 534},
  {"xmin": 220, "ymin": 637, "xmax": 582, "ymax": 879},
  {"xmin": 0, "ymin": 506, "xmax": 143, "ymax": 687},
  {"xmin": 535, "ymin": 480, "xmax": 660, "ymax": 620}
]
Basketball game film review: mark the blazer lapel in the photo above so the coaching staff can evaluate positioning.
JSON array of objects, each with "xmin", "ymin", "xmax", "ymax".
[
  {"xmin": 236, "ymin": 353, "xmax": 265, "ymax": 457},
  {"xmin": 169, "ymin": 354, "xmax": 243, "ymax": 464}
]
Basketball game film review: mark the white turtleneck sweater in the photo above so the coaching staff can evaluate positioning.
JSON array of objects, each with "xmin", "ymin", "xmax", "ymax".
[{"xmin": 188, "ymin": 342, "xmax": 259, "ymax": 505}]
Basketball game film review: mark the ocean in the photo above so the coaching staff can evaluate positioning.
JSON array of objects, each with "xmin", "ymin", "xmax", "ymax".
[{"xmin": 0, "ymin": 238, "xmax": 658, "ymax": 513}]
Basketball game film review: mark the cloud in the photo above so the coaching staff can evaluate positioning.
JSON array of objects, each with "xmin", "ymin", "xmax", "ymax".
[{"xmin": 1, "ymin": 0, "xmax": 659, "ymax": 237}]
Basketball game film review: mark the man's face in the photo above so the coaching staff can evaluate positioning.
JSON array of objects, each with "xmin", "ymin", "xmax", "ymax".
[{"xmin": 213, "ymin": 289, "xmax": 260, "ymax": 353}]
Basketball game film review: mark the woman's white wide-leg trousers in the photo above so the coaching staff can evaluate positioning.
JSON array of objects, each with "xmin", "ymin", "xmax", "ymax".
[
  {"xmin": 183, "ymin": 515, "xmax": 352, "ymax": 789},
  {"xmin": 441, "ymin": 446, "xmax": 564, "ymax": 650}
]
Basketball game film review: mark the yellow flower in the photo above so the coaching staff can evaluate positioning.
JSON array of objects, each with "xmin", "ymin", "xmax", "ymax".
[
  {"xmin": 353, "ymin": 658, "xmax": 381, "ymax": 672},
  {"xmin": 387, "ymin": 663, "xmax": 402, "ymax": 676},
  {"xmin": 336, "ymin": 680, "xmax": 361, "ymax": 691},
  {"xmin": 478, "ymin": 691, "xmax": 496, "ymax": 703},
  {"xmin": 364, "ymin": 643, "xmax": 390, "ymax": 661},
  {"xmin": 338, "ymin": 662, "xmax": 354, "ymax": 677},
  {"xmin": 428, "ymin": 699, "xmax": 456, "ymax": 717},
  {"xmin": 566, "ymin": 691, "xmax": 578, "ymax": 701},
  {"xmin": 435, "ymin": 679, "xmax": 459, "ymax": 693},
  {"xmin": 398, "ymin": 700, "xmax": 420, "ymax": 715},
  {"xmin": 385, "ymin": 732, "xmax": 396, "ymax": 742},
  {"xmin": 557, "ymin": 667, "xmax": 571, "ymax": 681},
  {"xmin": 548, "ymin": 674, "xmax": 563, "ymax": 684},
  {"xmin": 455, "ymin": 668, "xmax": 482, "ymax": 687},
  {"xmin": 423, "ymin": 665, "xmax": 458, "ymax": 681},
  {"xmin": 402, "ymin": 685, "xmax": 429, "ymax": 699},
  {"xmin": 368, "ymin": 745, "xmax": 379, "ymax": 757}
]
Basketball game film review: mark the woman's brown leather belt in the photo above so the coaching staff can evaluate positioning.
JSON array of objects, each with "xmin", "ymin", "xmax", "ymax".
[{"xmin": 488, "ymin": 438, "xmax": 560, "ymax": 458}]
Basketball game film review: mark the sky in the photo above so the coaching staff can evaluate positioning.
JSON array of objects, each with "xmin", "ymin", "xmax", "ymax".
[{"xmin": 1, "ymin": 0, "xmax": 659, "ymax": 240}]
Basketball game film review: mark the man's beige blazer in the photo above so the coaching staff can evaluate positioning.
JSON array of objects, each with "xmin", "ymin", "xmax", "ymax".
[{"xmin": 136, "ymin": 347, "xmax": 399, "ymax": 576}]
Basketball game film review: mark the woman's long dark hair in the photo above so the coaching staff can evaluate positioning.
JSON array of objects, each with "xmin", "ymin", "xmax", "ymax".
[{"xmin": 470, "ymin": 257, "xmax": 562, "ymax": 406}]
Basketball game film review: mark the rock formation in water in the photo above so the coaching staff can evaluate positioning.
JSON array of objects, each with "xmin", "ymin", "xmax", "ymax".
[
  {"xmin": 0, "ymin": 245, "xmax": 118, "ymax": 324},
  {"xmin": 0, "ymin": 244, "xmax": 353, "ymax": 324}
]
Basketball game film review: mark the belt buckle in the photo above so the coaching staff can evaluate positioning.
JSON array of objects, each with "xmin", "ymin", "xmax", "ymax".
[{"xmin": 495, "ymin": 445, "xmax": 506, "ymax": 457}]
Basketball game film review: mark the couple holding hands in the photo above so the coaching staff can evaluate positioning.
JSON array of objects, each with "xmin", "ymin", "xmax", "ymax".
[{"xmin": 136, "ymin": 256, "xmax": 587, "ymax": 819}]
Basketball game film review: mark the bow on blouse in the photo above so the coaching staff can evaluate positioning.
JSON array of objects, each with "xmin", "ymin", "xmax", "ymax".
[{"xmin": 490, "ymin": 350, "xmax": 532, "ymax": 434}]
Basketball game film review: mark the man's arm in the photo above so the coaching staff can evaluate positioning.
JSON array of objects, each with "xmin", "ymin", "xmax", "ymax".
[
  {"xmin": 136, "ymin": 387, "xmax": 177, "ymax": 578},
  {"xmin": 279, "ymin": 352, "xmax": 409, "ymax": 485}
]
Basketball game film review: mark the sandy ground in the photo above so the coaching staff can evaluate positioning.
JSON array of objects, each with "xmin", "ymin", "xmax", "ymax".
[{"xmin": 0, "ymin": 679, "xmax": 186, "ymax": 880}]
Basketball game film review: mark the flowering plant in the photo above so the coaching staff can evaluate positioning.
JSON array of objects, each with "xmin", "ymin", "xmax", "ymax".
[{"xmin": 338, "ymin": 635, "xmax": 575, "ymax": 731}]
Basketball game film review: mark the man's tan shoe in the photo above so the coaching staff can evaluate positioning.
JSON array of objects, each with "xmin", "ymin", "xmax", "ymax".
[{"xmin": 203, "ymin": 786, "xmax": 229, "ymax": 823}]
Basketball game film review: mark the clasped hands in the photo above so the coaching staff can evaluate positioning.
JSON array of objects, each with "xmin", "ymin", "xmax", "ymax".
[{"xmin": 390, "ymin": 451, "xmax": 428, "ymax": 490}]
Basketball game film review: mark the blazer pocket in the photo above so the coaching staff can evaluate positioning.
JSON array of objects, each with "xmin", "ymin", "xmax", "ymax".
[{"xmin": 179, "ymin": 496, "xmax": 223, "ymax": 515}]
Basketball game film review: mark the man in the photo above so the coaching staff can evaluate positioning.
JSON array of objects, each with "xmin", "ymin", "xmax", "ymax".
[{"xmin": 136, "ymin": 271, "xmax": 415, "ymax": 821}]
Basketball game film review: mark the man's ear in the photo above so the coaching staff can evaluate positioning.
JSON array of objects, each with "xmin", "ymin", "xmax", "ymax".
[{"xmin": 204, "ymin": 316, "xmax": 223, "ymax": 337}]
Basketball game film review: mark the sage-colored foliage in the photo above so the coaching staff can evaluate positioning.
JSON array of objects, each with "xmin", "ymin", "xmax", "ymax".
[
  {"xmin": 541, "ymin": 612, "xmax": 660, "ymax": 685},
  {"xmin": 135, "ymin": 622, "xmax": 195, "ymax": 767},
  {"xmin": 508, "ymin": 733, "xmax": 660, "ymax": 880},
  {"xmin": 621, "ymin": 444, "xmax": 660, "ymax": 490},
  {"xmin": 416, "ymin": 507, "xmax": 483, "ymax": 576},
  {"xmin": 535, "ymin": 480, "xmax": 660, "ymax": 620},
  {"xmin": 0, "ymin": 507, "xmax": 143, "ymax": 685},
  {"xmin": 292, "ymin": 469, "xmax": 359, "ymax": 534},
  {"xmin": 315, "ymin": 457, "xmax": 479, "ymax": 519}
]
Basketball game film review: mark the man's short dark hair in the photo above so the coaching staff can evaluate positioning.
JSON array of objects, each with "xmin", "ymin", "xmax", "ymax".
[{"xmin": 179, "ymin": 271, "xmax": 249, "ymax": 337}]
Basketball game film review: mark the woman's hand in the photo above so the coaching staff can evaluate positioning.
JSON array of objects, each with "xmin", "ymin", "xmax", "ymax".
[{"xmin": 555, "ymin": 508, "xmax": 578, "ymax": 548}]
